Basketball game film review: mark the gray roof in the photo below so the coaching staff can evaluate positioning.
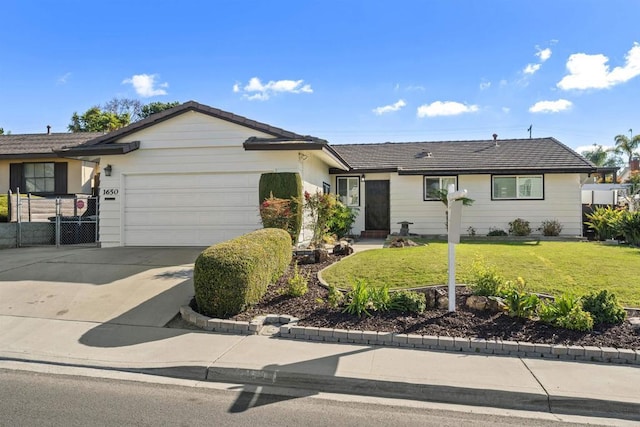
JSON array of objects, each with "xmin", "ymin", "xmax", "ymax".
[
  {"xmin": 330, "ymin": 138, "xmax": 596, "ymax": 174},
  {"xmin": 0, "ymin": 132, "xmax": 102, "ymax": 159}
]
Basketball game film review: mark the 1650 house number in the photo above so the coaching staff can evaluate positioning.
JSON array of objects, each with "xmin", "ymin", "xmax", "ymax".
[{"xmin": 102, "ymin": 188, "xmax": 119, "ymax": 196}]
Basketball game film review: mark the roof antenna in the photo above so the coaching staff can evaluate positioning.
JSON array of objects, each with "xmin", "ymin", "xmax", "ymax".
[
  {"xmin": 527, "ymin": 124, "xmax": 532, "ymax": 139},
  {"xmin": 46, "ymin": 125, "xmax": 51, "ymax": 135},
  {"xmin": 493, "ymin": 133, "xmax": 499, "ymax": 147}
]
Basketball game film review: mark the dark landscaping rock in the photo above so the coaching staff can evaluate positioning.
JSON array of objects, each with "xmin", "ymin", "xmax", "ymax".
[
  {"xmin": 423, "ymin": 288, "xmax": 437, "ymax": 309},
  {"xmin": 332, "ymin": 241, "xmax": 354, "ymax": 256},
  {"xmin": 466, "ymin": 295, "xmax": 489, "ymax": 311},
  {"xmin": 389, "ymin": 237, "xmax": 420, "ymax": 248}
]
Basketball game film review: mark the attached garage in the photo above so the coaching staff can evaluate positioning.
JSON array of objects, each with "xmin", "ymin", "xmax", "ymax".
[{"xmin": 123, "ymin": 173, "xmax": 261, "ymax": 246}]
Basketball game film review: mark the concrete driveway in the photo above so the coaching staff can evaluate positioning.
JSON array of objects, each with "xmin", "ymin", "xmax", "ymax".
[{"xmin": 0, "ymin": 246, "xmax": 205, "ymax": 327}]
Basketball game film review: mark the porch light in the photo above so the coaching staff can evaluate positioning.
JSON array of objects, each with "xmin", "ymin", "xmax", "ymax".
[
  {"xmin": 361, "ymin": 174, "xmax": 365, "ymax": 182},
  {"xmin": 104, "ymin": 164, "xmax": 112, "ymax": 177}
]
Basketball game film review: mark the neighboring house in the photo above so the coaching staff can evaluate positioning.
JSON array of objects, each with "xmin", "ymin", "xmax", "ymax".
[
  {"xmin": 57, "ymin": 101, "xmax": 597, "ymax": 247},
  {"xmin": 0, "ymin": 131, "xmax": 101, "ymax": 196},
  {"xmin": 329, "ymin": 137, "xmax": 597, "ymax": 237}
]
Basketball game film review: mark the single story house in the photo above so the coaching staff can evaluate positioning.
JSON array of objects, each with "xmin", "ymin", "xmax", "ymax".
[
  {"xmin": 0, "ymin": 131, "xmax": 101, "ymax": 196},
  {"xmin": 55, "ymin": 101, "xmax": 596, "ymax": 247}
]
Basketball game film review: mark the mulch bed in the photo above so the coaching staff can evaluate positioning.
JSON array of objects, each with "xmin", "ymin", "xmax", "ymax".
[{"xmin": 225, "ymin": 254, "xmax": 640, "ymax": 350}]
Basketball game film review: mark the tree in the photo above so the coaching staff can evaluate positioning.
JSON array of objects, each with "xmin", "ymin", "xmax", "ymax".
[
  {"xmin": 68, "ymin": 106, "xmax": 130, "ymax": 132},
  {"xmin": 140, "ymin": 101, "xmax": 180, "ymax": 119},
  {"xmin": 0, "ymin": 127, "xmax": 4, "ymax": 135},
  {"xmin": 581, "ymin": 144, "xmax": 622, "ymax": 167},
  {"xmin": 103, "ymin": 98, "xmax": 143, "ymax": 122},
  {"xmin": 613, "ymin": 133, "xmax": 640, "ymax": 165}
]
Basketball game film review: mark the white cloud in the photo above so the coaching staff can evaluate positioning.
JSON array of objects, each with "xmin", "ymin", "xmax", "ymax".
[
  {"xmin": 529, "ymin": 99, "xmax": 573, "ymax": 113},
  {"xmin": 479, "ymin": 81, "xmax": 491, "ymax": 90},
  {"xmin": 235, "ymin": 77, "xmax": 313, "ymax": 100},
  {"xmin": 502, "ymin": 107, "xmax": 511, "ymax": 114},
  {"xmin": 536, "ymin": 47, "xmax": 552, "ymax": 62},
  {"xmin": 417, "ymin": 101, "xmax": 479, "ymax": 118},
  {"xmin": 557, "ymin": 43, "xmax": 640, "ymax": 90},
  {"xmin": 122, "ymin": 74, "xmax": 168, "ymax": 97},
  {"xmin": 373, "ymin": 99, "xmax": 406, "ymax": 115},
  {"xmin": 523, "ymin": 63, "xmax": 542, "ymax": 75}
]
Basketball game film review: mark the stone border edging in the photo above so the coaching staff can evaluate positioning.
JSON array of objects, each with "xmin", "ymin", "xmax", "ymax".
[{"xmin": 179, "ymin": 305, "xmax": 640, "ymax": 365}]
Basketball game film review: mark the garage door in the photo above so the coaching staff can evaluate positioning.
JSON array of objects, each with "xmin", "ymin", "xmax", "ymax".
[{"xmin": 123, "ymin": 173, "xmax": 261, "ymax": 246}]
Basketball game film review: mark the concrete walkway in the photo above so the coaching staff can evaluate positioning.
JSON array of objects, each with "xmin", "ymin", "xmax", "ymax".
[{"xmin": 1, "ymin": 245, "xmax": 639, "ymax": 422}]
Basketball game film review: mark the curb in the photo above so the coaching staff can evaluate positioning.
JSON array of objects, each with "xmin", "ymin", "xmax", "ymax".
[{"xmin": 179, "ymin": 305, "xmax": 640, "ymax": 365}]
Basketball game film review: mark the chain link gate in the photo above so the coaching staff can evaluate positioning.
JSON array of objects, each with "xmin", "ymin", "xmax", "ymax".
[{"xmin": 11, "ymin": 191, "xmax": 99, "ymax": 247}]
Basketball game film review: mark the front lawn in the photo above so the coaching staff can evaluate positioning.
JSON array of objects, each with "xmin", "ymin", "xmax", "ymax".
[{"xmin": 320, "ymin": 240, "xmax": 640, "ymax": 307}]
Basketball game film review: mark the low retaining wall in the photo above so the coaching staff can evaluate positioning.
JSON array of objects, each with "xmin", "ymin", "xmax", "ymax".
[
  {"xmin": 179, "ymin": 305, "xmax": 640, "ymax": 366},
  {"xmin": 0, "ymin": 222, "xmax": 54, "ymax": 248}
]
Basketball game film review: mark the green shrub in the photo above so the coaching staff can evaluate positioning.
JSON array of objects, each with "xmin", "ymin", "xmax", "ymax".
[
  {"xmin": 259, "ymin": 173, "xmax": 303, "ymax": 243},
  {"xmin": 369, "ymin": 284, "xmax": 391, "ymax": 312},
  {"xmin": 389, "ymin": 290, "xmax": 426, "ymax": 314},
  {"xmin": 539, "ymin": 293, "xmax": 580, "ymax": 324},
  {"xmin": 581, "ymin": 290, "xmax": 627, "ymax": 325},
  {"xmin": 538, "ymin": 219, "xmax": 563, "ymax": 236},
  {"xmin": 326, "ymin": 202, "xmax": 357, "ymax": 238},
  {"xmin": 618, "ymin": 210, "xmax": 640, "ymax": 246},
  {"xmin": 327, "ymin": 283, "xmax": 344, "ymax": 308},
  {"xmin": 509, "ymin": 218, "xmax": 531, "ymax": 236},
  {"xmin": 0, "ymin": 195, "xmax": 7, "ymax": 222},
  {"xmin": 468, "ymin": 261, "xmax": 504, "ymax": 296},
  {"xmin": 555, "ymin": 306, "xmax": 594, "ymax": 332},
  {"xmin": 193, "ymin": 228, "xmax": 292, "ymax": 317},
  {"xmin": 285, "ymin": 262, "xmax": 308, "ymax": 297},
  {"xmin": 584, "ymin": 206, "xmax": 623, "ymax": 241},
  {"xmin": 343, "ymin": 278, "xmax": 371, "ymax": 317},
  {"xmin": 487, "ymin": 227, "xmax": 507, "ymax": 236}
]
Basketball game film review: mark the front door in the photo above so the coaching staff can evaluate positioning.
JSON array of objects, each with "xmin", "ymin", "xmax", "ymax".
[{"xmin": 365, "ymin": 180, "xmax": 390, "ymax": 231}]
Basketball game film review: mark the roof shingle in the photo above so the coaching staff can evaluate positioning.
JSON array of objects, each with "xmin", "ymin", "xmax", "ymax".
[{"xmin": 0, "ymin": 132, "xmax": 102, "ymax": 158}]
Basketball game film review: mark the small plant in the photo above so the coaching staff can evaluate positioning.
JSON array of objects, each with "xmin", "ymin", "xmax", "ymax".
[
  {"xmin": 369, "ymin": 284, "xmax": 391, "ymax": 312},
  {"xmin": 499, "ymin": 277, "xmax": 539, "ymax": 318},
  {"xmin": 327, "ymin": 283, "xmax": 344, "ymax": 308},
  {"xmin": 555, "ymin": 306, "xmax": 594, "ymax": 332},
  {"xmin": 343, "ymin": 279, "xmax": 372, "ymax": 317},
  {"xmin": 509, "ymin": 218, "xmax": 531, "ymax": 236},
  {"xmin": 326, "ymin": 202, "xmax": 357, "ymax": 239},
  {"xmin": 538, "ymin": 219, "xmax": 563, "ymax": 237},
  {"xmin": 468, "ymin": 260, "xmax": 504, "ymax": 296},
  {"xmin": 618, "ymin": 210, "xmax": 640, "ymax": 246},
  {"xmin": 487, "ymin": 227, "xmax": 508, "ymax": 237},
  {"xmin": 467, "ymin": 226, "xmax": 477, "ymax": 237},
  {"xmin": 539, "ymin": 293, "xmax": 580, "ymax": 324},
  {"xmin": 389, "ymin": 290, "xmax": 426, "ymax": 314},
  {"xmin": 581, "ymin": 290, "xmax": 627, "ymax": 325},
  {"xmin": 284, "ymin": 262, "xmax": 308, "ymax": 297}
]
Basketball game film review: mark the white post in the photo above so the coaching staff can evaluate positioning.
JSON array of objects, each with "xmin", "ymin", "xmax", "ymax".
[{"xmin": 446, "ymin": 184, "xmax": 467, "ymax": 313}]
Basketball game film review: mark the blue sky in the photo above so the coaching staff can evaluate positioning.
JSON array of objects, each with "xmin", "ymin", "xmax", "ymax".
[{"xmin": 2, "ymin": 1, "xmax": 639, "ymax": 154}]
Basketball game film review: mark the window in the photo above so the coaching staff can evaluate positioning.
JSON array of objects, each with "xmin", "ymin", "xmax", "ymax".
[
  {"xmin": 492, "ymin": 175, "xmax": 543, "ymax": 200},
  {"xmin": 424, "ymin": 176, "xmax": 457, "ymax": 201},
  {"xmin": 24, "ymin": 162, "xmax": 55, "ymax": 193},
  {"xmin": 9, "ymin": 162, "xmax": 67, "ymax": 195},
  {"xmin": 322, "ymin": 182, "xmax": 331, "ymax": 194},
  {"xmin": 337, "ymin": 176, "xmax": 360, "ymax": 206}
]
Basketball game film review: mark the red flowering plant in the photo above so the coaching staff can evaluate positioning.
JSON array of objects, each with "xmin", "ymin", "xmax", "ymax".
[{"xmin": 259, "ymin": 193, "xmax": 295, "ymax": 240}]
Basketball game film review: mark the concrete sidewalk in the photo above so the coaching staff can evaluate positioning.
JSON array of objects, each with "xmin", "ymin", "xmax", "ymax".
[{"xmin": 1, "ymin": 314, "xmax": 639, "ymax": 422}]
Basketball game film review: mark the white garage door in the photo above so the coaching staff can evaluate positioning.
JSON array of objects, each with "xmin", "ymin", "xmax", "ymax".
[{"xmin": 123, "ymin": 173, "xmax": 261, "ymax": 246}]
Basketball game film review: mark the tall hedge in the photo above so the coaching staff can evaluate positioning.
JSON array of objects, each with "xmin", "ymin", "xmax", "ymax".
[
  {"xmin": 259, "ymin": 172, "xmax": 303, "ymax": 242},
  {"xmin": 193, "ymin": 228, "xmax": 292, "ymax": 318}
]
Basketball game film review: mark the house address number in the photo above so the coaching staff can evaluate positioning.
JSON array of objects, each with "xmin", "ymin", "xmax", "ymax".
[{"xmin": 102, "ymin": 188, "xmax": 119, "ymax": 196}]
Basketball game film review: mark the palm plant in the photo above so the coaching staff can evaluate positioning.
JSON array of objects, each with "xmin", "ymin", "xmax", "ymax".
[
  {"xmin": 434, "ymin": 188, "xmax": 474, "ymax": 229},
  {"xmin": 613, "ymin": 134, "xmax": 640, "ymax": 165}
]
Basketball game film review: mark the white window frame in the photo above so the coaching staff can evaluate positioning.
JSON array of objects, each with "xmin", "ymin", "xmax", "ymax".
[
  {"xmin": 24, "ymin": 162, "xmax": 55, "ymax": 194},
  {"xmin": 492, "ymin": 175, "xmax": 544, "ymax": 200},
  {"xmin": 336, "ymin": 176, "xmax": 360, "ymax": 207},
  {"xmin": 424, "ymin": 176, "xmax": 457, "ymax": 201}
]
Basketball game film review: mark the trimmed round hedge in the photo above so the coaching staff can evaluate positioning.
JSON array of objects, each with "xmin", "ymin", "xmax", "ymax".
[{"xmin": 194, "ymin": 228, "xmax": 292, "ymax": 318}]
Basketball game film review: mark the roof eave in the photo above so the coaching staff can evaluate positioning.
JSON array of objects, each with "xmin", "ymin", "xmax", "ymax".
[{"xmin": 54, "ymin": 141, "xmax": 141, "ymax": 157}]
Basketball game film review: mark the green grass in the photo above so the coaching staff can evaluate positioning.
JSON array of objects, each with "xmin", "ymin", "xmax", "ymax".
[{"xmin": 321, "ymin": 240, "xmax": 640, "ymax": 307}]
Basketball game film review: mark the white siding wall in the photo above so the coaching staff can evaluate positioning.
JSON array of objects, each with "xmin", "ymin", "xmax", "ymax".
[
  {"xmin": 97, "ymin": 111, "xmax": 333, "ymax": 247},
  {"xmin": 335, "ymin": 172, "xmax": 584, "ymax": 237}
]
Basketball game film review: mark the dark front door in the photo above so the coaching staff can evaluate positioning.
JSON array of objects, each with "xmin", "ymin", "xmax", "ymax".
[{"xmin": 365, "ymin": 180, "xmax": 390, "ymax": 231}]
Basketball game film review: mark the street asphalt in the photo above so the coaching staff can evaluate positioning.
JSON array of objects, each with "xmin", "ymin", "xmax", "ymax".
[{"xmin": 0, "ymin": 243, "xmax": 639, "ymax": 423}]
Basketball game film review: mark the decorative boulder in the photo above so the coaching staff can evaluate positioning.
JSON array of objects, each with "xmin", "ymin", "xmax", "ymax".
[
  {"xmin": 389, "ymin": 237, "xmax": 420, "ymax": 248},
  {"xmin": 465, "ymin": 295, "xmax": 489, "ymax": 311},
  {"xmin": 332, "ymin": 241, "xmax": 354, "ymax": 256}
]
